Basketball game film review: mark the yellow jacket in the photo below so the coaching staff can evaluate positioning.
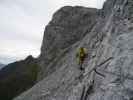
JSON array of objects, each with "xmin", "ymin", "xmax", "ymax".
[{"xmin": 76, "ymin": 47, "xmax": 87, "ymax": 65}]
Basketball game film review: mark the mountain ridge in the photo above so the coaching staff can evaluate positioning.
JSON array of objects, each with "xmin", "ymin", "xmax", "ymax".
[
  {"xmin": 1, "ymin": 0, "xmax": 133, "ymax": 100},
  {"xmin": 0, "ymin": 63, "xmax": 5, "ymax": 70},
  {"xmin": 14, "ymin": 0, "xmax": 133, "ymax": 99},
  {"xmin": 38, "ymin": 6, "xmax": 99, "ymax": 80},
  {"xmin": 0, "ymin": 55, "xmax": 40, "ymax": 100}
]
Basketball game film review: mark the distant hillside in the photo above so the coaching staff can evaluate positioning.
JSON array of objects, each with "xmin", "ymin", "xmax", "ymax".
[
  {"xmin": 0, "ymin": 55, "xmax": 40, "ymax": 100},
  {"xmin": 0, "ymin": 63, "xmax": 5, "ymax": 70}
]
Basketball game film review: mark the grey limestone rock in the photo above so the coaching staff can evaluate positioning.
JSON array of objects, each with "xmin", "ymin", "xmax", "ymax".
[
  {"xmin": 14, "ymin": 0, "xmax": 133, "ymax": 100},
  {"xmin": 38, "ymin": 6, "xmax": 99, "ymax": 80}
]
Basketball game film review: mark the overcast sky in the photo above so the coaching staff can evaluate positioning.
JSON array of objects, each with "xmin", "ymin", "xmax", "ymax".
[{"xmin": 0, "ymin": 0, "xmax": 106, "ymax": 64}]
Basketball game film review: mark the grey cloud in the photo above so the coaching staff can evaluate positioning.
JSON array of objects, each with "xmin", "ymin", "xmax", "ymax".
[{"xmin": 0, "ymin": 0, "xmax": 106, "ymax": 64}]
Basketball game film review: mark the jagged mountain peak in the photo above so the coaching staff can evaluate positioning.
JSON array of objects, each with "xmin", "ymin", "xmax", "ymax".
[
  {"xmin": 38, "ymin": 5, "xmax": 99, "ymax": 80},
  {"xmin": 7, "ymin": 0, "xmax": 133, "ymax": 99}
]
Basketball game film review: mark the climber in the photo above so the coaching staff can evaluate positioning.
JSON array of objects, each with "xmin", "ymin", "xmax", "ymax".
[{"xmin": 76, "ymin": 47, "xmax": 87, "ymax": 70}]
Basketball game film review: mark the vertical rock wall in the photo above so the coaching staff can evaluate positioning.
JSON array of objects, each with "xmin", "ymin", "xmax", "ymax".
[
  {"xmin": 38, "ymin": 6, "xmax": 99, "ymax": 80},
  {"xmin": 14, "ymin": 0, "xmax": 133, "ymax": 100}
]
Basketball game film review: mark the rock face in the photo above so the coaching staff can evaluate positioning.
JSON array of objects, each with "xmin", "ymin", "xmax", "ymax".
[
  {"xmin": 38, "ymin": 6, "xmax": 99, "ymax": 79},
  {"xmin": 0, "ymin": 56, "xmax": 39, "ymax": 100},
  {"xmin": 14, "ymin": 0, "xmax": 133, "ymax": 100}
]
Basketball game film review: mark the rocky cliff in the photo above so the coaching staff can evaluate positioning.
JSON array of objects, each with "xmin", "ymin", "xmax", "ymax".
[
  {"xmin": 0, "ymin": 56, "xmax": 39, "ymax": 100},
  {"xmin": 14, "ymin": 0, "xmax": 133, "ymax": 100},
  {"xmin": 38, "ymin": 6, "xmax": 99, "ymax": 80}
]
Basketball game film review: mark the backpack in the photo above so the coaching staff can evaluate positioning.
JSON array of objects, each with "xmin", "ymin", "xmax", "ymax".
[{"xmin": 79, "ymin": 47, "xmax": 87, "ymax": 58}]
